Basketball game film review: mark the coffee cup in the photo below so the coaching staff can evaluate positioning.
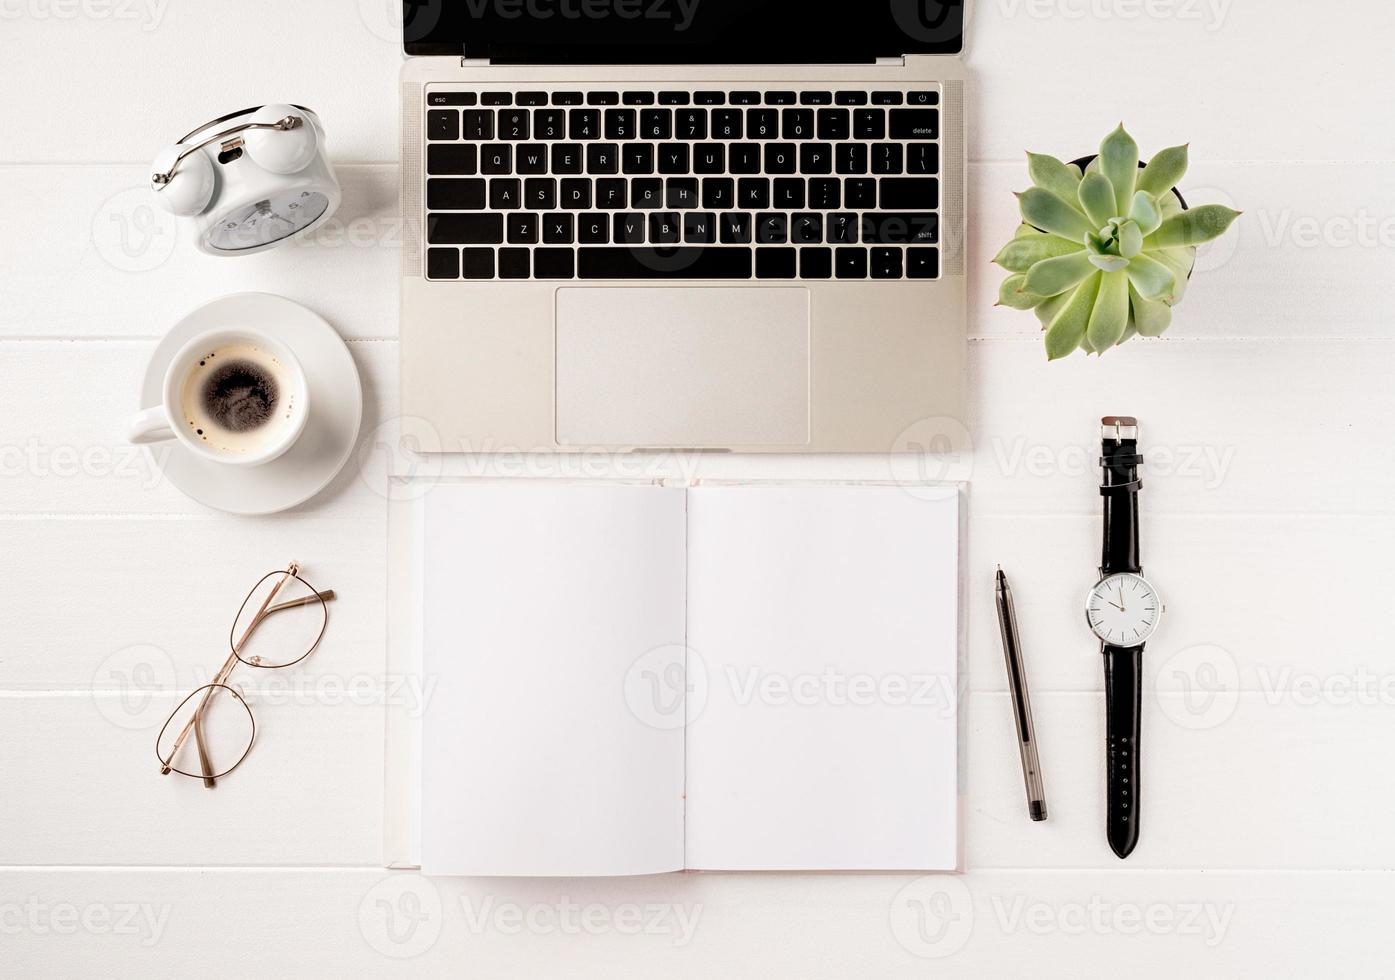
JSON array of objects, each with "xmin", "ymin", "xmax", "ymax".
[{"xmin": 127, "ymin": 329, "xmax": 309, "ymax": 467}]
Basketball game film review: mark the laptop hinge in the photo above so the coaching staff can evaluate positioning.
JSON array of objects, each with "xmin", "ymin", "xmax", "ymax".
[
  {"xmin": 876, "ymin": 56, "xmax": 905, "ymax": 66},
  {"xmin": 461, "ymin": 57, "xmax": 490, "ymax": 67}
]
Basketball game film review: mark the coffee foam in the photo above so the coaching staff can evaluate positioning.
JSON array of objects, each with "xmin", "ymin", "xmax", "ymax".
[{"xmin": 179, "ymin": 343, "xmax": 300, "ymax": 457}]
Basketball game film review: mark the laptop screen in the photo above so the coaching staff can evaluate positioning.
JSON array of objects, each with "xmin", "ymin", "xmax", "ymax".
[{"xmin": 403, "ymin": 0, "xmax": 965, "ymax": 61}]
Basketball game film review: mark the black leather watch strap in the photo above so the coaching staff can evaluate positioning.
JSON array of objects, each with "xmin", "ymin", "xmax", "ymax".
[
  {"xmin": 1100, "ymin": 426, "xmax": 1142, "ymax": 576},
  {"xmin": 1104, "ymin": 644, "xmax": 1143, "ymax": 858}
]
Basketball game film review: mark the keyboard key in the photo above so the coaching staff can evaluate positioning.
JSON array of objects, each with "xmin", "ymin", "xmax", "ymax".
[
  {"xmin": 666, "ymin": 178, "xmax": 700, "ymax": 209},
  {"xmin": 578, "ymin": 247, "xmax": 753, "ymax": 279},
  {"xmin": 872, "ymin": 91, "xmax": 904, "ymax": 105},
  {"xmin": 482, "ymin": 93, "xmax": 513, "ymax": 106},
  {"xmin": 427, "ymin": 92, "xmax": 477, "ymax": 107},
  {"xmin": 552, "ymin": 92, "xmax": 584, "ymax": 105},
  {"xmin": 730, "ymin": 91, "xmax": 761, "ymax": 105},
  {"xmin": 836, "ymin": 247, "xmax": 868, "ymax": 279},
  {"xmin": 694, "ymin": 144, "xmax": 726, "ymax": 174},
  {"xmin": 739, "ymin": 177, "xmax": 770, "ymax": 208},
  {"xmin": 695, "ymin": 91, "xmax": 726, "ymax": 105},
  {"xmin": 845, "ymin": 178, "xmax": 877, "ymax": 209},
  {"xmin": 489, "ymin": 178, "xmax": 521, "ymax": 210},
  {"xmin": 872, "ymin": 143, "xmax": 905, "ymax": 175},
  {"xmin": 871, "ymin": 247, "xmax": 904, "ymax": 279},
  {"xmin": 756, "ymin": 247, "xmax": 797, "ymax": 278},
  {"xmin": 426, "ymin": 247, "xmax": 459, "ymax": 279},
  {"xmin": 801, "ymin": 247, "xmax": 833, "ymax": 279},
  {"xmin": 774, "ymin": 178, "xmax": 805, "ymax": 209},
  {"xmin": 569, "ymin": 109, "xmax": 601, "ymax": 140},
  {"xmin": 782, "ymin": 109, "xmax": 815, "ymax": 140},
  {"xmin": 508, "ymin": 213, "xmax": 539, "ymax": 243},
  {"xmin": 480, "ymin": 145, "xmax": 511, "ymax": 174},
  {"xmin": 658, "ymin": 144, "xmax": 691, "ymax": 174},
  {"xmin": 684, "ymin": 212, "xmax": 716, "ymax": 243},
  {"xmin": 464, "ymin": 110, "xmax": 494, "ymax": 140},
  {"xmin": 515, "ymin": 144, "xmax": 548, "ymax": 174},
  {"xmin": 498, "ymin": 247, "xmax": 530, "ymax": 278},
  {"xmin": 827, "ymin": 212, "xmax": 858, "ymax": 244},
  {"xmin": 747, "ymin": 109, "xmax": 779, "ymax": 139},
  {"xmin": 560, "ymin": 178, "xmax": 592, "ymax": 209},
  {"xmin": 427, "ymin": 178, "xmax": 486, "ymax": 210},
  {"xmin": 641, "ymin": 109, "xmax": 673, "ymax": 140},
  {"xmin": 702, "ymin": 177, "xmax": 734, "ymax": 209},
  {"xmin": 908, "ymin": 90, "xmax": 940, "ymax": 106},
  {"xmin": 587, "ymin": 91, "xmax": 620, "ymax": 105},
  {"xmin": 711, "ymin": 109, "xmax": 743, "ymax": 139},
  {"xmin": 809, "ymin": 178, "xmax": 840, "ymax": 209},
  {"xmin": 428, "ymin": 144, "xmax": 478, "ymax": 175},
  {"xmin": 579, "ymin": 213, "xmax": 610, "ymax": 243},
  {"xmin": 837, "ymin": 144, "xmax": 869, "ymax": 174},
  {"xmin": 765, "ymin": 91, "xmax": 797, "ymax": 105},
  {"xmin": 551, "ymin": 144, "xmax": 583, "ymax": 174},
  {"xmin": 764, "ymin": 144, "xmax": 797, "ymax": 174},
  {"xmin": 800, "ymin": 91, "xmax": 833, "ymax": 106},
  {"xmin": 516, "ymin": 91, "xmax": 548, "ymax": 107},
  {"xmin": 534, "ymin": 248, "xmax": 576, "ymax": 279},
  {"xmin": 863, "ymin": 212, "xmax": 939, "ymax": 245},
  {"xmin": 462, "ymin": 248, "xmax": 494, "ymax": 279},
  {"xmin": 792, "ymin": 213, "xmax": 823, "ymax": 244},
  {"xmin": 427, "ymin": 110, "xmax": 459, "ymax": 141},
  {"xmin": 605, "ymin": 109, "xmax": 636, "ymax": 140},
  {"xmin": 535, "ymin": 109, "xmax": 566, "ymax": 140},
  {"xmin": 428, "ymin": 213, "xmax": 504, "ymax": 245},
  {"xmin": 525, "ymin": 178, "xmax": 557, "ymax": 210},
  {"xmin": 650, "ymin": 212, "xmax": 682, "ymax": 244},
  {"xmin": 835, "ymin": 91, "xmax": 869, "ymax": 105},
  {"xmin": 880, "ymin": 177, "xmax": 940, "ymax": 210},
  {"xmin": 757, "ymin": 213, "xmax": 789, "ymax": 244},
  {"xmin": 800, "ymin": 143, "xmax": 833, "ymax": 175},
  {"xmin": 596, "ymin": 178, "xmax": 628, "ymax": 209},
  {"xmin": 658, "ymin": 91, "xmax": 691, "ymax": 105},
  {"xmin": 633, "ymin": 179, "xmax": 663, "ymax": 208},
  {"xmin": 816, "ymin": 109, "xmax": 850, "ymax": 141},
  {"xmin": 908, "ymin": 143, "xmax": 941, "ymax": 175},
  {"xmin": 890, "ymin": 108, "xmax": 940, "ymax": 140},
  {"xmin": 720, "ymin": 213, "xmax": 753, "ymax": 244},
  {"xmin": 498, "ymin": 109, "xmax": 529, "ymax": 140},
  {"xmin": 543, "ymin": 213, "xmax": 575, "ymax": 244},
  {"xmin": 729, "ymin": 143, "xmax": 761, "ymax": 174},
  {"xmin": 587, "ymin": 143, "xmax": 620, "ymax": 174},
  {"xmin": 854, "ymin": 110, "xmax": 886, "ymax": 140},
  {"xmin": 676, "ymin": 109, "xmax": 708, "ymax": 140},
  {"xmin": 623, "ymin": 143, "xmax": 655, "ymax": 174},
  {"xmin": 623, "ymin": 91, "xmax": 656, "ymax": 105},
  {"xmin": 614, "ymin": 212, "xmax": 646, "ymax": 243},
  {"xmin": 907, "ymin": 247, "xmax": 940, "ymax": 279}
]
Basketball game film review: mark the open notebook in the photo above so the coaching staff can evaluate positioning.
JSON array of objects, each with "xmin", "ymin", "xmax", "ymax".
[{"xmin": 416, "ymin": 483, "xmax": 962, "ymax": 876}]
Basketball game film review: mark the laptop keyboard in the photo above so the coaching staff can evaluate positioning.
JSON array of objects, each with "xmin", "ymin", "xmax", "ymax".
[{"xmin": 421, "ymin": 88, "xmax": 942, "ymax": 282}]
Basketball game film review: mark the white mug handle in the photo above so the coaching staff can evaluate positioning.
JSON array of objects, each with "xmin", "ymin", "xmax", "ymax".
[{"xmin": 127, "ymin": 406, "xmax": 176, "ymax": 445}]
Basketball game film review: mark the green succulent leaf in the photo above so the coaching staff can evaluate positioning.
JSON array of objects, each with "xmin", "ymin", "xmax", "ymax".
[
  {"xmin": 1128, "ymin": 192, "xmax": 1162, "ymax": 236},
  {"xmin": 1019, "ymin": 188, "xmax": 1096, "ymax": 242},
  {"xmin": 1088, "ymin": 253, "xmax": 1129, "ymax": 272},
  {"xmin": 1027, "ymin": 152, "xmax": 1085, "ymax": 211},
  {"xmin": 1129, "ymin": 283, "xmax": 1174, "ymax": 336},
  {"xmin": 1044, "ymin": 274, "xmax": 1102, "ymax": 361},
  {"xmin": 998, "ymin": 274, "xmax": 1046, "ymax": 310},
  {"xmin": 1137, "ymin": 143, "xmax": 1190, "ymax": 198},
  {"xmin": 1078, "ymin": 172, "xmax": 1117, "ymax": 228},
  {"xmin": 993, "ymin": 232, "xmax": 1084, "ymax": 272},
  {"xmin": 1159, "ymin": 191, "xmax": 1186, "ymax": 221},
  {"xmin": 1034, "ymin": 290, "xmax": 1072, "ymax": 329},
  {"xmin": 1125, "ymin": 252, "xmax": 1179, "ymax": 302},
  {"xmin": 1152, "ymin": 245, "xmax": 1197, "ymax": 304},
  {"xmin": 1100, "ymin": 124, "xmax": 1140, "ymax": 217},
  {"xmin": 1118, "ymin": 220, "xmax": 1144, "ymax": 258},
  {"xmin": 1023, "ymin": 250, "xmax": 1098, "ymax": 297},
  {"xmin": 1087, "ymin": 270, "xmax": 1130, "ymax": 352},
  {"xmin": 1146, "ymin": 205, "xmax": 1242, "ymax": 248},
  {"xmin": 1013, "ymin": 223, "xmax": 1045, "ymax": 240}
]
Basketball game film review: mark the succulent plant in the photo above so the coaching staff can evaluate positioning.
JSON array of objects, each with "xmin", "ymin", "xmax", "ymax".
[{"xmin": 994, "ymin": 125, "xmax": 1240, "ymax": 360}]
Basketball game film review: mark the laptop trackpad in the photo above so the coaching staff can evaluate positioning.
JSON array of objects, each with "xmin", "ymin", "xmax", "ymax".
[{"xmin": 555, "ymin": 288, "xmax": 811, "ymax": 448}]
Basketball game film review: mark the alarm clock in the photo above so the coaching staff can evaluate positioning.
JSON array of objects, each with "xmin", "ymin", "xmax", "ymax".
[{"xmin": 150, "ymin": 104, "xmax": 341, "ymax": 256}]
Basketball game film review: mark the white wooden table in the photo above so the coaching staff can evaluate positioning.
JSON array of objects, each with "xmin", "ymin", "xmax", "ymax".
[{"xmin": 4, "ymin": 1, "xmax": 1392, "ymax": 974}]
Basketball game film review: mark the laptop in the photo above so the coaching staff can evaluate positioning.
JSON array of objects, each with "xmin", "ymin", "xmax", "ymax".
[{"xmin": 399, "ymin": 0, "xmax": 967, "ymax": 453}]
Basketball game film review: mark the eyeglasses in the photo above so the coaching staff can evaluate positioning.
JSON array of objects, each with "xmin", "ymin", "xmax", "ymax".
[{"xmin": 156, "ymin": 563, "xmax": 335, "ymax": 788}]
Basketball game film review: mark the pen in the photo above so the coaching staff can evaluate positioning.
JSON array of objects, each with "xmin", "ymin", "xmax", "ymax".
[{"xmin": 995, "ymin": 567, "xmax": 1048, "ymax": 822}]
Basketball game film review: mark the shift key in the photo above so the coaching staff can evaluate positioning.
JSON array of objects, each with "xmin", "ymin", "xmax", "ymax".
[
  {"xmin": 427, "ymin": 213, "xmax": 504, "ymax": 244},
  {"xmin": 879, "ymin": 178, "xmax": 940, "ymax": 210},
  {"xmin": 889, "ymin": 108, "xmax": 940, "ymax": 139}
]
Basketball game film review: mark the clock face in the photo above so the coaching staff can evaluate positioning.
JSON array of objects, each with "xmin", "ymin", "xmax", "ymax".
[
  {"xmin": 1086, "ymin": 573, "xmax": 1163, "ymax": 646},
  {"xmin": 205, "ymin": 190, "xmax": 329, "ymax": 252}
]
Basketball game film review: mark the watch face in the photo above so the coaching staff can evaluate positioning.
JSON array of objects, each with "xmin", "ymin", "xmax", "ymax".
[
  {"xmin": 1086, "ymin": 573, "xmax": 1163, "ymax": 646},
  {"xmin": 205, "ymin": 190, "xmax": 329, "ymax": 252}
]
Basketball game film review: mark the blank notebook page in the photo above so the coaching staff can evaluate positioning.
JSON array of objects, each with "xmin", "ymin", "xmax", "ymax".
[
  {"xmin": 419, "ymin": 483, "xmax": 688, "ymax": 877},
  {"xmin": 683, "ymin": 485, "xmax": 960, "ymax": 871}
]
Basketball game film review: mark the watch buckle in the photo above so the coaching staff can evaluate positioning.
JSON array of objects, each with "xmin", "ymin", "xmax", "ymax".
[{"xmin": 1101, "ymin": 416, "xmax": 1139, "ymax": 444}]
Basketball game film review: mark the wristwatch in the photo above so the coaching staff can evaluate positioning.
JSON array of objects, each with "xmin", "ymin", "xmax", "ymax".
[{"xmin": 1085, "ymin": 417, "xmax": 1164, "ymax": 859}]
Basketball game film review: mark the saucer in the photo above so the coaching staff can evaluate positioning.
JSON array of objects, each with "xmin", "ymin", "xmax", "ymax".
[{"xmin": 139, "ymin": 293, "xmax": 363, "ymax": 516}]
